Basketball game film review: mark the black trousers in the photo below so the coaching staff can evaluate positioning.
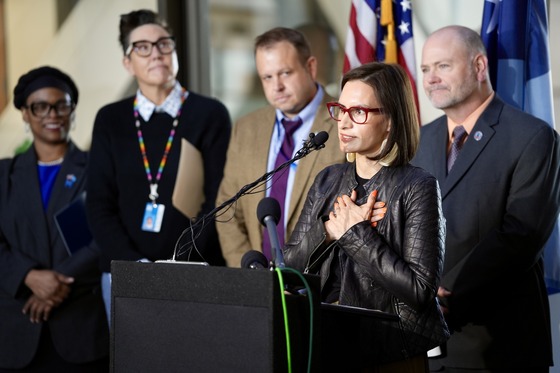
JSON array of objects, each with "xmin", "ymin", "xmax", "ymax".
[{"xmin": 0, "ymin": 324, "xmax": 108, "ymax": 373}]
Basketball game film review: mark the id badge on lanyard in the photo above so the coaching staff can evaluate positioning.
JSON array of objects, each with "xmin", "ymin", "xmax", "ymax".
[
  {"xmin": 142, "ymin": 202, "xmax": 165, "ymax": 232},
  {"xmin": 134, "ymin": 88, "xmax": 186, "ymax": 233}
]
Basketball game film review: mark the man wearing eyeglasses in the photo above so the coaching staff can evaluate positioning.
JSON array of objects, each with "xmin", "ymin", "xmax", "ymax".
[
  {"xmin": 216, "ymin": 27, "xmax": 345, "ymax": 268},
  {"xmin": 86, "ymin": 9, "xmax": 231, "ymax": 322}
]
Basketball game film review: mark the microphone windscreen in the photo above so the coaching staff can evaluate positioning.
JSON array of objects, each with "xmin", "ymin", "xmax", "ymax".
[
  {"xmin": 256, "ymin": 197, "xmax": 281, "ymax": 226},
  {"xmin": 241, "ymin": 250, "xmax": 268, "ymax": 269},
  {"xmin": 313, "ymin": 131, "xmax": 329, "ymax": 146}
]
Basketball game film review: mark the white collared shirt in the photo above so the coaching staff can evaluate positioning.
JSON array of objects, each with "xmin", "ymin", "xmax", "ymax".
[{"xmin": 135, "ymin": 81, "xmax": 189, "ymax": 122}]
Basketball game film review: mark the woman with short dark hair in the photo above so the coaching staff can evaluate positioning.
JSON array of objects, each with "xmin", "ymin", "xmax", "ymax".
[{"xmin": 86, "ymin": 9, "xmax": 231, "ymax": 322}]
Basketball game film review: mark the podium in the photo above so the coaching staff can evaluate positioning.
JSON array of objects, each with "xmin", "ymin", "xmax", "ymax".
[
  {"xmin": 111, "ymin": 261, "xmax": 400, "ymax": 372},
  {"xmin": 111, "ymin": 261, "xmax": 320, "ymax": 373}
]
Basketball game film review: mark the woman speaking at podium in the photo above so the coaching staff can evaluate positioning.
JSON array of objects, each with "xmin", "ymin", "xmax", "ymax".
[{"xmin": 284, "ymin": 62, "xmax": 449, "ymax": 372}]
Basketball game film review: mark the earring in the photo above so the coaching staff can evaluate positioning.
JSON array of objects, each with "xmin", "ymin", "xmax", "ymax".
[
  {"xmin": 346, "ymin": 152, "xmax": 356, "ymax": 162},
  {"xmin": 380, "ymin": 138, "xmax": 387, "ymax": 152},
  {"xmin": 70, "ymin": 111, "xmax": 76, "ymax": 130},
  {"xmin": 24, "ymin": 122, "xmax": 30, "ymax": 133},
  {"xmin": 379, "ymin": 140, "xmax": 399, "ymax": 167}
]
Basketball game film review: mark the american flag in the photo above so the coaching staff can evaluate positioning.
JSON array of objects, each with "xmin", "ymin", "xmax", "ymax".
[
  {"xmin": 481, "ymin": 0, "xmax": 559, "ymax": 294},
  {"xmin": 343, "ymin": 0, "xmax": 418, "ymax": 108}
]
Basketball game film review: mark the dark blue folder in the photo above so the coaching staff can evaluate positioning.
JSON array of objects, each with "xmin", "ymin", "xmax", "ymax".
[{"xmin": 54, "ymin": 192, "xmax": 93, "ymax": 255}]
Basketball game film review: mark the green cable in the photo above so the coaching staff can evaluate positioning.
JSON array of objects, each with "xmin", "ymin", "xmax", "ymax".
[
  {"xmin": 276, "ymin": 267, "xmax": 315, "ymax": 373},
  {"xmin": 275, "ymin": 268, "xmax": 292, "ymax": 373},
  {"xmin": 280, "ymin": 267, "xmax": 314, "ymax": 373}
]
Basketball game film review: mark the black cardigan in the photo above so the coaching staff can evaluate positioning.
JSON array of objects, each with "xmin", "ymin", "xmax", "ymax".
[{"xmin": 87, "ymin": 92, "xmax": 231, "ymax": 272}]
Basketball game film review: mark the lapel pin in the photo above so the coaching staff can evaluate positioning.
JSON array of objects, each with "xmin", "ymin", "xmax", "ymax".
[
  {"xmin": 65, "ymin": 174, "xmax": 77, "ymax": 188},
  {"xmin": 474, "ymin": 131, "xmax": 483, "ymax": 141}
]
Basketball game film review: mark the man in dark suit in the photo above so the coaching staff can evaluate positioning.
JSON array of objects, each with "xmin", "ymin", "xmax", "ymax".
[
  {"xmin": 413, "ymin": 25, "xmax": 560, "ymax": 372},
  {"xmin": 216, "ymin": 27, "xmax": 345, "ymax": 267}
]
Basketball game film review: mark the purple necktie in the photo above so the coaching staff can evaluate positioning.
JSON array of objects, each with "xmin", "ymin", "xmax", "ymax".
[
  {"xmin": 262, "ymin": 117, "xmax": 303, "ymax": 261},
  {"xmin": 447, "ymin": 125, "xmax": 467, "ymax": 173}
]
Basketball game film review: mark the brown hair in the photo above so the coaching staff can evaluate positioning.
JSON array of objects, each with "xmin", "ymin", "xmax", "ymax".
[
  {"xmin": 341, "ymin": 62, "xmax": 419, "ymax": 166},
  {"xmin": 254, "ymin": 27, "xmax": 311, "ymax": 67}
]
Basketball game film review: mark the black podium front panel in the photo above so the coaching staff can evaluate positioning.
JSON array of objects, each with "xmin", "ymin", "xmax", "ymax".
[
  {"xmin": 114, "ymin": 297, "xmax": 271, "ymax": 372},
  {"xmin": 111, "ymin": 261, "xmax": 319, "ymax": 373}
]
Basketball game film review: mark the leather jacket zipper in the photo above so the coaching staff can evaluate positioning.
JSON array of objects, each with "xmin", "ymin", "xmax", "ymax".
[{"xmin": 304, "ymin": 234, "xmax": 337, "ymax": 274}]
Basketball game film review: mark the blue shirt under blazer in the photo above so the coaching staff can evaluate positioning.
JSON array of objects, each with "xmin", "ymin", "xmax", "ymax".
[{"xmin": 0, "ymin": 143, "xmax": 108, "ymax": 369}]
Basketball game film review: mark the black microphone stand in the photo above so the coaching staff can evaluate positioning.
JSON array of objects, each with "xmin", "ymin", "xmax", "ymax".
[{"xmin": 172, "ymin": 132, "xmax": 327, "ymax": 260}]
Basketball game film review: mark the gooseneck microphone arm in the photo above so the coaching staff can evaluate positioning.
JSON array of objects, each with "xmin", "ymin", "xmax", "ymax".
[
  {"xmin": 211, "ymin": 130, "xmax": 329, "ymax": 218},
  {"xmin": 173, "ymin": 131, "xmax": 329, "ymax": 260},
  {"xmin": 264, "ymin": 215, "xmax": 284, "ymax": 268}
]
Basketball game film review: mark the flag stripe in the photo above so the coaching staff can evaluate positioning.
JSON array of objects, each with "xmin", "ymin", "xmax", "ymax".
[
  {"xmin": 343, "ymin": 27, "xmax": 358, "ymax": 73},
  {"xmin": 351, "ymin": 5, "xmax": 375, "ymax": 65},
  {"xmin": 400, "ymin": 38, "xmax": 417, "ymax": 82},
  {"xmin": 355, "ymin": 0, "xmax": 376, "ymax": 47}
]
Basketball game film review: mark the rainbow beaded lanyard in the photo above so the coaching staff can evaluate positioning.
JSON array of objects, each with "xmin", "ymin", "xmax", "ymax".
[{"xmin": 134, "ymin": 89, "xmax": 187, "ymax": 204}]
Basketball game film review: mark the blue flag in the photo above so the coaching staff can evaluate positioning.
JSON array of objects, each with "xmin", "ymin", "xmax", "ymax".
[{"xmin": 481, "ymin": 0, "xmax": 560, "ymax": 294}]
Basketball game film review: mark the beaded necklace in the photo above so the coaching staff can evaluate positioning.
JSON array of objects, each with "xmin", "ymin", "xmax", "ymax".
[
  {"xmin": 37, "ymin": 157, "xmax": 64, "ymax": 166},
  {"xmin": 134, "ymin": 89, "xmax": 187, "ymax": 203}
]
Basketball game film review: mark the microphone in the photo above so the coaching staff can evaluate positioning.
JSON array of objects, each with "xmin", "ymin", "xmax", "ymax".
[
  {"xmin": 311, "ymin": 131, "xmax": 329, "ymax": 149},
  {"xmin": 256, "ymin": 197, "xmax": 285, "ymax": 268},
  {"xmin": 241, "ymin": 250, "xmax": 269, "ymax": 269},
  {"xmin": 173, "ymin": 132, "xmax": 328, "ymax": 260},
  {"xmin": 296, "ymin": 131, "xmax": 329, "ymax": 158}
]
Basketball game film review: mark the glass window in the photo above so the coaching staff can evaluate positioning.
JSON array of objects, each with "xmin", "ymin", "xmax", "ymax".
[{"xmin": 208, "ymin": 0, "xmax": 345, "ymax": 122}]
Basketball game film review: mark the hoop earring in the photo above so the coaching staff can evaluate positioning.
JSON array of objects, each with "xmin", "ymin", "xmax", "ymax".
[
  {"xmin": 380, "ymin": 138, "xmax": 388, "ymax": 152},
  {"xmin": 379, "ymin": 139, "xmax": 399, "ymax": 167}
]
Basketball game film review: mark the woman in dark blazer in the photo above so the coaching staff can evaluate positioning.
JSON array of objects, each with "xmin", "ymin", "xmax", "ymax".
[{"xmin": 0, "ymin": 66, "xmax": 108, "ymax": 372}]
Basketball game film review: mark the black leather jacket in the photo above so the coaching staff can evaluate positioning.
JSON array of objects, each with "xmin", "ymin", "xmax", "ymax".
[{"xmin": 284, "ymin": 162, "xmax": 449, "ymax": 362}]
